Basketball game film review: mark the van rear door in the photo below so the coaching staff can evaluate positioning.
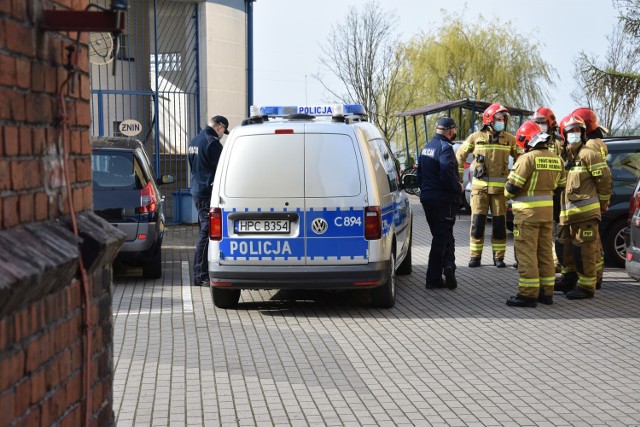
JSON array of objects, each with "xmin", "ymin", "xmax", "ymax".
[{"xmin": 304, "ymin": 132, "xmax": 368, "ymax": 266}]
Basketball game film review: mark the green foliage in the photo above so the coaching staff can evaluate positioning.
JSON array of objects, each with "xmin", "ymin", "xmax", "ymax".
[{"xmin": 402, "ymin": 14, "xmax": 556, "ymax": 109}]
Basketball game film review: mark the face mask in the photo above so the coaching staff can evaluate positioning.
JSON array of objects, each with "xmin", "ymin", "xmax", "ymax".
[
  {"xmin": 567, "ymin": 132, "xmax": 581, "ymax": 145},
  {"xmin": 538, "ymin": 124, "xmax": 548, "ymax": 133},
  {"xmin": 493, "ymin": 121, "xmax": 505, "ymax": 132}
]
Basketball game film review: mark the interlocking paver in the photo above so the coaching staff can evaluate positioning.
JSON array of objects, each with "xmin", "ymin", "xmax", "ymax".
[{"xmin": 112, "ymin": 195, "xmax": 640, "ymax": 425}]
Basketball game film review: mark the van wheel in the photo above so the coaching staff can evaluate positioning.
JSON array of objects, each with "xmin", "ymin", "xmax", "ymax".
[
  {"xmin": 142, "ymin": 250, "xmax": 162, "ymax": 279},
  {"xmin": 371, "ymin": 252, "xmax": 396, "ymax": 308},
  {"xmin": 211, "ymin": 287, "xmax": 241, "ymax": 309},
  {"xmin": 396, "ymin": 227, "xmax": 412, "ymax": 275}
]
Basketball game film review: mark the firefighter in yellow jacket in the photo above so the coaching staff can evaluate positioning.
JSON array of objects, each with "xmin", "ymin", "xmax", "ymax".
[
  {"xmin": 505, "ymin": 121, "xmax": 566, "ymax": 307},
  {"xmin": 571, "ymin": 107, "xmax": 610, "ymax": 289},
  {"xmin": 456, "ymin": 103, "xmax": 521, "ymax": 268},
  {"xmin": 555, "ymin": 115, "xmax": 612, "ymax": 299}
]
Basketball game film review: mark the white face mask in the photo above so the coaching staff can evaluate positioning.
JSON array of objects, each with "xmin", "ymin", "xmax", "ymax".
[
  {"xmin": 538, "ymin": 124, "xmax": 548, "ymax": 133},
  {"xmin": 567, "ymin": 132, "xmax": 581, "ymax": 145}
]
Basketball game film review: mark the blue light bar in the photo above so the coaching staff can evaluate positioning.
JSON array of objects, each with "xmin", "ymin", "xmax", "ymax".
[{"xmin": 259, "ymin": 104, "xmax": 366, "ymax": 117}]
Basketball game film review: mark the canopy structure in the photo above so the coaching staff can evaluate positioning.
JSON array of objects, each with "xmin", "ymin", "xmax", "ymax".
[{"xmin": 395, "ymin": 99, "xmax": 534, "ymax": 166}]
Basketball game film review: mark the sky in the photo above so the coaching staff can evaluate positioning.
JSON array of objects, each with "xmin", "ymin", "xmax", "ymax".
[{"xmin": 253, "ymin": 0, "xmax": 621, "ymax": 123}]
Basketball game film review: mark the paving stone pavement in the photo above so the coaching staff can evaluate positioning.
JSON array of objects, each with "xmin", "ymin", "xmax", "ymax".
[{"xmin": 112, "ymin": 195, "xmax": 640, "ymax": 426}]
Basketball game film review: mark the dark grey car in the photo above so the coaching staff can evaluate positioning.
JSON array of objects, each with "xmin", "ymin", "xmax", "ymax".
[{"xmin": 91, "ymin": 137, "xmax": 174, "ymax": 278}]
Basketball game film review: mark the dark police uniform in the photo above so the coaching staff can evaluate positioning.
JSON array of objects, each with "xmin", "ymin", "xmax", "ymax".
[
  {"xmin": 188, "ymin": 118, "xmax": 226, "ymax": 286},
  {"xmin": 417, "ymin": 118, "xmax": 462, "ymax": 289}
]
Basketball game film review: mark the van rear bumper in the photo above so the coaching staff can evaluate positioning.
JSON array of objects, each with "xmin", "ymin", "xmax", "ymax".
[{"xmin": 209, "ymin": 261, "xmax": 390, "ymax": 289}]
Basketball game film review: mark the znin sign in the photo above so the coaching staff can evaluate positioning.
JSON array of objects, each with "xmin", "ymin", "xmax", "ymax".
[{"xmin": 119, "ymin": 119, "xmax": 142, "ymax": 137}]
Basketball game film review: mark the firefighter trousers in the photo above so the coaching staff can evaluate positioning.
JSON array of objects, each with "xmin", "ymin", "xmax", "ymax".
[
  {"xmin": 469, "ymin": 190, "xmax": 507, "ymax": 259},
  {"xmin": 513, "ymin": 221, "xmax": 555, "ymax": 298},
  {"xmin": 557, "ymin": 219, "xmax": 600, "ymax": 291},
  {"xmin": 557, "ymin": 221, "xmax": 603, "ymax": 286}
]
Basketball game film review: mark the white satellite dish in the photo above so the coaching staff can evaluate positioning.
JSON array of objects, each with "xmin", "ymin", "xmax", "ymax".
[{"xmin": 89, "ymin": 33, "xmax": 117, "ymax": 65}]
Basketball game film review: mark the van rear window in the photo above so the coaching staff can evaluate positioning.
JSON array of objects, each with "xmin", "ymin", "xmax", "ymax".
[
  {"xmin": 92, "ymin": 151, "xmax": 146, "ymax": 189},
  {"xmin": 225, "ymin": 134, "xmax": 305, "ymax": 198},
  {"xmin": 305, "ymin": 134, "xmax": 361, "ymax": 197}
]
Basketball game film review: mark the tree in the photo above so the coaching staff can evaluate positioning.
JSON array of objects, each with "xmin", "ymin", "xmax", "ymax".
[
  {"xmin": 572, "ymin": 26, "xmax": 640, "ymax": 133},
  {"xmin": 572, "ymin": 0, "xmax": 640, "ymax": 134},
  {"xmin": 315, "ymin": 0, "xmax": 418, "ymax": 144},
  {"xmin": 402, "ymin": 14, "xmax": 556, "ymax": 111}
]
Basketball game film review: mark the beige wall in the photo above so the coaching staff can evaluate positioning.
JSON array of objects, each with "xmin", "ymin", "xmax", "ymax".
[{"xmin": 199, "ymin": 0, "xmax": 248, "ymax": 133}]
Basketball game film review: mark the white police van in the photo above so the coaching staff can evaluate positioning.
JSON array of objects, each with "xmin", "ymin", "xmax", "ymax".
[{"xmin": 208, "ymin": 104, "xmax": 412, "ymax": 309}]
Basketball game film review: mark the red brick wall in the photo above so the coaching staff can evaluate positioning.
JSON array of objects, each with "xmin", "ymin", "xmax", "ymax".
[{"xmin": 0, "ymin": 1, "xmax": 119, "ymax": 426}]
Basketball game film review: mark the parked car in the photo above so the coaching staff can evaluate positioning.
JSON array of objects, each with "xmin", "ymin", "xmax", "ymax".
[
  {"xmin": 91, "ymin": 137, "xmax": 175, "ymax": 278},
  {"xmin": 602, "ymin": 138, "xmax": 640, "ymax": 267},
  {"xmin": 624, "ymin": 178, "xmax": 640, "ymax": 279}
]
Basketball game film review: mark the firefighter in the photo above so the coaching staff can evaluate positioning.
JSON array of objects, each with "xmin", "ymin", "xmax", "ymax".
[
  {"xmin": 505, "ymin": 121, "xmax": 566, "ymax": 307},
  {"xmin": 532, "ymin": 107, "xmax": 565, "ymax": 272},
  {"xmin": 571, "ymin": 107, "xmax": 610, "ymax": 289},
  {"xmin": 456, "ymin": 103, "xmax": 521, "ymax": 268},
  {"xmin": 555, "ymin": 115, "xmax": 612, "ymax": 299}
]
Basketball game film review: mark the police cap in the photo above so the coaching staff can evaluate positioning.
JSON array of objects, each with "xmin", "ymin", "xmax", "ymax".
[
  {"xmin": 212, "ymin": 115, "xmax": 230, "ymax": 134},
  {"xmin": 436, "ymin": 117, "xmax": 457, "ymax": 130}
]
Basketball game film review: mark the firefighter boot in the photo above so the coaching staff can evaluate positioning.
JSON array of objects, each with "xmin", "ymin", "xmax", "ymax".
[
  {"xmin": 506, "ymin": 295, "xmax": 537, "ymax": 308},
  {"xmin": 554, "ymin": 272, "xmax": 578, "ymax": 294},
  {"xmin": 566, "ymin": 286, "xmax": 595, "ymax": 300},
  {"xmin": 494, "ymin": 258, "xmax": 506, "ymax": 268},
  {"xmin": 468, "ymin": 257, "xmax": 481, "ymax": 268},
  {"xmin": 537, "ymin": 290, "xmax": 554, "ymax": 305}
]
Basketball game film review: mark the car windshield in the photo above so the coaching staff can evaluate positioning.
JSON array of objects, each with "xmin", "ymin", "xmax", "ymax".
[{"xmin": 92, "ymin": 151, "xmax": 146, "ymax": 189}]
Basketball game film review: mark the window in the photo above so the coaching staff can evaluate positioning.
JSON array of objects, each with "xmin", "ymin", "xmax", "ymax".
[
  {"xmin": 150, "ymin": 53, "xmax": 182, "ymax": 72},
  {"xmin": 607, "ymin": 149, "xmax": 640, "ymax": 182},
  {"xmin": 92, "ymin": 151, "xmax": 146, "ymax": 189}
]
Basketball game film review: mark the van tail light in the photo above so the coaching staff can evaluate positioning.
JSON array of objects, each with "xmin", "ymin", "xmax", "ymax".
[
  {"xmin": 209, "ymin": 207, "xmax": 222, "ymax": 241},
  {"xmin": 464, "ymin": 162, "xmax": 471, "ymax": 169},
  {"xmin": 364, "ymin": 206, "xmax": 382, "ymax": 240},
  {"xmin": 139, "ymin": 182, "xmax": 157, "ymax": 213}
]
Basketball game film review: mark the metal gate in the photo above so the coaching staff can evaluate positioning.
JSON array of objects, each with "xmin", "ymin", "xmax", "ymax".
[{"xmin": 90, "ymin": 0, "xmax": 201, "ymax": 222}]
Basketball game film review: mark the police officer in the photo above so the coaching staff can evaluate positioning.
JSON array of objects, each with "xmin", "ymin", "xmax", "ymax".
[
  {"xmin": 417, "ymin": 117, "xmax": 463, "ymax": 289},
  {"xmin": 456, "ymin": 103, "xmax": 521, "ymax": 268},
  {"xmin": 188, "ymin": 115, "xmax": 229, "ymax": 286},
  {"xmin": 555, "ymin": 115, "xmax": 612, "ymax": 299},
  {"xmin": 505, "ymin": 121, "xmax": 566, "ymax": 307}
]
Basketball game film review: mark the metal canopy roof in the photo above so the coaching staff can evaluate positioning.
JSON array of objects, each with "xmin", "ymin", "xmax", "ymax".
[{"xmin": 396, "ymin": 99, "xmax": 534, "ymax": 118}]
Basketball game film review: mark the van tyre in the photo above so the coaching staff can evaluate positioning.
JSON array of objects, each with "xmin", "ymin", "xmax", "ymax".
[
  {"xmin": 396, "ymin": 224, "xmax": 412, "ymax": 275},
  {"xmin": 371, "ymin": 252, "xmax": 396, "ymax": 308},
  {"xmin": 212, "ymin": 287, "xmax": 241, "ymax": 309},
  {"xmin": 604, "ymin": 218, "xmax": 626, "ymax": 268},
  {"xmin": 142, "ymin": 250, "xmax": 162, "ymax": 279}
]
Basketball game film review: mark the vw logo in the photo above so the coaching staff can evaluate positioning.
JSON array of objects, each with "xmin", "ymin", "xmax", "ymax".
[{"xmin": 311, "ymin": 218, "xmax": 328, "ymax": 235}]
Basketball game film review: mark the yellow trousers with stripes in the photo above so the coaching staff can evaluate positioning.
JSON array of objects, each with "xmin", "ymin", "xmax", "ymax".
[
  {"xmin": 559, "ymin": 219, "xmax": 600, "ymax": 291},
  {"xmin": 469, "ymin": 190, "xmax": 507, "ymax": 259},
  {"xmin": 513, "ymin": 221, "xmax": 555, "ymax": 298},
  {"xmin": 558, "ymin": 220, "xmax": 602, "ymax": 288}
]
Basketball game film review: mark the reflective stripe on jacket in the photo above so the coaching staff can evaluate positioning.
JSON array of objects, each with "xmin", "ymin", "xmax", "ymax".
[
  {"xmin": 504, "ymin": 148, "xmax": 565, "ymax": 223},
  {"xmin": 456, "ymin": 129, "xmax": 521, "ymax": 195},
  {"xmin": 559, "ymin": 145, "xmax": 612, "ymax": 225}
]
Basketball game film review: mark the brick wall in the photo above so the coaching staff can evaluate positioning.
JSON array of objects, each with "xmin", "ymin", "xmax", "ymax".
[{"xmin": 0, "ymin": 1, "xmax": 124, "ymax": 426}]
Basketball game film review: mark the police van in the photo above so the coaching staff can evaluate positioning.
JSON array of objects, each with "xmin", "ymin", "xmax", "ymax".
[{"xmin": 208, "ymin": 104, "xmax": 413, "ymax": 309}]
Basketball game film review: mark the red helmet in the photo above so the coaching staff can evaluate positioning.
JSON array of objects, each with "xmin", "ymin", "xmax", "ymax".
[
  {"xmin": 571, "ymin": 107, "xmax": 598, "ymax": 133},
  {"xmin": 532, "ymin": 107, "xmax": 557, "ymax": 128},
  {"xmin": 482, "ymin": 103, "xmax": 510, "ymax": 125},
  {"xmin": 560, "ymin": 115, "xmax": 586, "ymax": 140},
  {"xmin": 516, "ymin": 120, "xmax": 546, "ymax": 151}
]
